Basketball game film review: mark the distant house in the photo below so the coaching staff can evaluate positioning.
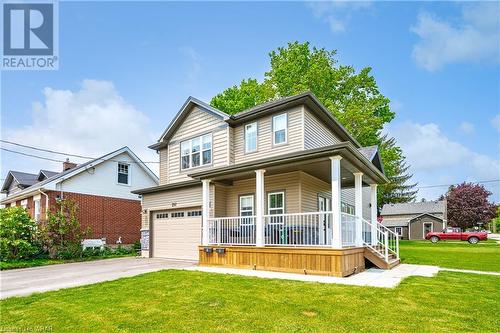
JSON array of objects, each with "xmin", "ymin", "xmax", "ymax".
[
  {"xmin": 1, "ymin": 147, "xmax": 158, "ymax": 245},
  {"xmin": 380, "ymin": 201, "xmax": 447, "ymax": 240}
]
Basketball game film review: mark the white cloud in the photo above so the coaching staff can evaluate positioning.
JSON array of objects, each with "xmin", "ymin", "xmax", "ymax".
[
  {"xmin": 458, "ymin": 121, "xmax": 474, "ymax": 135},
  {"xmin": 387, "ymin": 121, "xmax": 500, "ymax": 201},
  {"xmin": 411, "ymin": 2, "xmax": 500, "ymax": 71},
  {"xmin": 179, "ymin": 47, "xmax": 202, "ymax": 89},
  {"xmin": 2, "ymin": 79, "xmax": 159, "ymax": 175},
  {"xmin": 306, "ymin": 1, "xmax": 372, "ymax": 34},
  {"xmin": 492, "ymin": 114, "xmax": 500, "ymax": 133}
]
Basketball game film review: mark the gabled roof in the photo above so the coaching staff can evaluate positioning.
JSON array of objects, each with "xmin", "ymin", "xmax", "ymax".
[
  {"xmin": 1, "ymin": 171, "xmax": 39, "ymax": 193},
  {"xmin": 358, "ymin": 145, "xmax": 384, "ymax": 174},
  {"xmin": 150, "ymin": 92, "xmax": 363, "ymax": 151},
  {"xmin": 38, "ymin": 170, "xmax": 59, "ymax": 181},
  {"xmin": 1, "ymin": 147, "xmax": 159, "ymax": 204},
  {"xmin": 151, "ymin": 96, "xmax": 230, "ymax": 149},
  {"xmin": 381, "ymin": 201, "xmax": 445, "ymax": 216},
  {"xmin": 409, "ymin": 213, "xmax": 444, "ymax": 222}
]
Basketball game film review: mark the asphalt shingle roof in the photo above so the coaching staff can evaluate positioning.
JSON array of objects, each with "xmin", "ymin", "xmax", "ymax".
[
  {"xmin": 358, "ymin": 146, "xmax": 378, "ymax": 161},
  {"xmin": 10, "ymin": 171, "xmax": 39, "ymax": 187},
  {"xmin": 381, "ymin": 201, "xmax": 445, "ymax": 216}
]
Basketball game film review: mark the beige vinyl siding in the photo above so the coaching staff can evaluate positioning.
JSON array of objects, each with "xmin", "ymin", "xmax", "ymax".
[
  {"xmin": 141, "ymin": 185, "xmax": 202, "ymax": 229},
  {"xmin": 225, "ymin": 172, "xmax": 301, "ymax": 216},
  {"xmin": 167, "ymin": 106, "xmax": 229, "ymax": 184},
  {"xmin": 300, "ymin": 172, "xmax": 331, "ymax": 212},
  {"xmin": 340, "ymin": 187, "xmax": 371, "ymax": 220},
  {"xmin": 159, "ymin": 148, "xmax": 168, "ymax": 185},
  {"xmin": 303, "ymin": 107, "xmax": 341, "ymax": 150},
  {"xmin": 214, "ymin": 185, "xmax": 228, "ymax": 217},
  {"xmin": 233, "ymin": 106, "xmax": 304, "ymax": 164}
]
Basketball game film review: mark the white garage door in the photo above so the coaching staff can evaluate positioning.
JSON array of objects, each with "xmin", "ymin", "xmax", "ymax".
[{"xmin": 152, "ymin": 209, "xmax": 202, "ymax": 261}]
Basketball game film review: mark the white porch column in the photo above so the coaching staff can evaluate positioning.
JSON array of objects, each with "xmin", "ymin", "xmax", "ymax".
[
  {"xmin": 201, "ymin": 179, "xmax": 210, "ymax": 246},
  {"xmin": 255, "ymin": 169, "xmax": 266, "ymax": 247},
  {"xmin": 330, "ymin": 156, "xmax": 342, "ymax": 248},
  {"xmin": 354, "ymin": 172, "xmax": 364, "ymax": 247},
  {"xmin": 370, "ymin": 184, "xmax": 378, "ymax": 245}
]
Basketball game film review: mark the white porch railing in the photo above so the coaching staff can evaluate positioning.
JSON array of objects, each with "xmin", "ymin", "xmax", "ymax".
[
  {"xmin": 361, "ymin": 218, "xmax": 399, "ymax": 261},
  {"xmin": 208, "ymin": 216, "xmax": 256, "ymax": 245},
  {"xmin": 206, "ymin": 212, "xmax": 399, "ymax": 262},
  {"xmin": 263, "ymin": 212, "xmax": 332, "ymax": 246}
]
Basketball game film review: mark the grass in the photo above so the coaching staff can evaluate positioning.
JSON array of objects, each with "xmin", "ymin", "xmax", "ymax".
[
  {"xmin": 0, "ymin": 253, "xmax": 137, "ymax": 270},
  {"xmin": 399, "ymin": 240, "xmax": 500, "ymax": 272},
  {"xmin": 1, "ymin": 269, "xmax": 499, "ymax": 332}
]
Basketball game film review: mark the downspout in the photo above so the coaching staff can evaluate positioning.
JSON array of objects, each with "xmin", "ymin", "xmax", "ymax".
[{"xmin": 38, "ymin": 189, "xmax": 49, "ymax": 220}]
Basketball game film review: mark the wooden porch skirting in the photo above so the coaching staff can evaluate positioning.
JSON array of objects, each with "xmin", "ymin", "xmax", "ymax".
[{"xmin": 198, "ymin": 246, "xmax": 365, "ymax": 277}]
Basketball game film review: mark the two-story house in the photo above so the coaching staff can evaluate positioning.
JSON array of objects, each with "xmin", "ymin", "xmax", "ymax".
[
  {"xmin": 1, "ymin": 147, "xmax": 158, "ymax": 245},
  {"xmin": 134, "ymin": 92, "xmax": 400, "ymax": 276}
]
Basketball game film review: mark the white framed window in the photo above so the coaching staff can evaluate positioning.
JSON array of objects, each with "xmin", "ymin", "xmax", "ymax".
[
  {"xmin": 117, "ymin": 163, "xmax": 129, "ymax": 185},
  {"xmin": 34, "ymin": 199, "xmax": 41, "ymax": 222},
  {"xmin": 272, "ymin": 113, "xmax": 287, "ymax": 145},
  {"xmin": 156, "ymin": 213, "xmax": 168, "ymax": 219},
  {"xmin": 341, "ymin": 202, "xmax": 355, "ymax": 215},
  {"xmin": 171, "ymin": 212, "xmax": 185, "ymax": 218},
  {"xmin": 395, "ymin": 227, "xmax": 403, "ymax": 236},
  {"xmin": 187, "ymin": 210, "xmax": 202, "ymax": 217},
  {"xmin": 181, "ymin": 134, "xmax": 212, "ymax": 170},
  {"xmin": 268, "ymin": 191, "xmax": 284, "ymax": 224},
  {"xmin": 239, "ymin": 195, "xmax": 254, "ymax": 225},
  {"xmin": 244, "ymin": 122, "xmax": 257, "ymax": 153}
]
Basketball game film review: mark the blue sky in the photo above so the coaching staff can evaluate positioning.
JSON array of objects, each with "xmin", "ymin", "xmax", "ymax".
[{"xmin": 1, "ymin": 1, "xmax": 499, "ymax": 201}]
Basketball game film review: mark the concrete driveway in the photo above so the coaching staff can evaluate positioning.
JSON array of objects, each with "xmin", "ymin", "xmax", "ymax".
[{"xmin": 0, "ymin": 257, "xmax": 195, "ymax": 299}]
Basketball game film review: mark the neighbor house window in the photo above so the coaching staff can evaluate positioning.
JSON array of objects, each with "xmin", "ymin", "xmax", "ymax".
[
  {"xmin": 181, "ymin": 134, "xmax": 212, "ymax": 170},
  {"xmin": 272, "ymin": 113, "xmax": 287, "ymax": 145},
  {"xmin": 118, "ymin": 163, "xmax": 129, "ymax": 184},
  {"xmin": 34, "ymin": 199, "xmax": 41, "ymax": 222},
  {"xmin": 395, "ymin": 227, "xmax": 403, "ymax": 236},
  {"xmin": 239, "ymin": 195, "xmax": 254, "ymax": 225},
  {"xmin": 245, "ymin": 122, "xmax": 257, "ymax": 153}
]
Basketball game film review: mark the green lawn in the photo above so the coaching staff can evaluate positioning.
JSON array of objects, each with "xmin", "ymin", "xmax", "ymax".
[
  {"xmin": 399, "ymin": 240, "xmax": 500, "ymax": 272},
  {"xmin": 1, "ymin": 270, "xmax": 499, "ymax": 332},
  {"xmin": 0, "ymin": 253, "xmax": 137, "ymax": 270}
]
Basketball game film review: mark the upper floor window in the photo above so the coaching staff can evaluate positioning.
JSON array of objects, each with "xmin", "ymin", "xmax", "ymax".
[
  {"xmin": 181, "ymin": 134, "xmax": 212, "ymax": 170},
  {"xmin": 273, "ymin": 113, "xmax": 287, "ymax": 145},
  {"xmin": 245, "ymin": 122, "xmax": 257, "ymax": 153},
  {"xmin": 118, "ymin": 163, "xmax": 129, "ymax": 185}
]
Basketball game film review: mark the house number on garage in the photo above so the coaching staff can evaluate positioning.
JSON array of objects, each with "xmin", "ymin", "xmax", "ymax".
[{"xmin": 171, "ymin": 203, "xmax": 177, "ymax": 207}]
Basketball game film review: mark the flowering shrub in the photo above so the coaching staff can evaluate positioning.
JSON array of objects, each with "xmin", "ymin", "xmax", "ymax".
[{"xmin": 0, "ymin": 207, "xmax": 40, "ymax": 260}]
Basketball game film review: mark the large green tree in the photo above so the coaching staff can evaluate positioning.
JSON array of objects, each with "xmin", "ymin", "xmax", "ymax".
[{"xmin": 211, "ymin": 42, "xmax": 417, "ymax": 205}]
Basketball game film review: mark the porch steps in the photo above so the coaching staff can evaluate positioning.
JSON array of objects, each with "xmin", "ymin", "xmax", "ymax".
[{"xmin": 364, "ymin": 247, "xmax": 400, "ymax": 270}]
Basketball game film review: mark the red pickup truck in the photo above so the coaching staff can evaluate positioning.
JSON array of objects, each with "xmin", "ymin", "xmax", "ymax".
[{"xmin": 425, "ymin": 227, "xmax": 488, "ymax": 244}]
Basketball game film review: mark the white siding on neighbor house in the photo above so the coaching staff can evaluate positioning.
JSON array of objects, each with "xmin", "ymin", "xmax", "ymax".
[
  {"xmin": 57, "ymin": 152, "xmax": 157, "ymax": 201},
  {"xmin": 7, "ymin": 181, "xmax": 21, "ymax": 196},
  {"xmin": 233, "ymin": 106, "xmax": 305, "ymax": 164},
  {"xmin": 303, "ymin": 107, "xmax": 341, "ymax": 149},
  {"xmin": 167, "ymin": 106, "xmax": 229, "ymax": 184}
]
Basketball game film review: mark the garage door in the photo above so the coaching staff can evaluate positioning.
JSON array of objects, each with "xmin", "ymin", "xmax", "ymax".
[{"xmin": 152, "ymin": 209, "xmax": 202, "ymax": 261}]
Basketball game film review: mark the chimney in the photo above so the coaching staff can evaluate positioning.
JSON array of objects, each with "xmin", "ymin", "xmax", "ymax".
[{"xmin": 63, "ymin": 158, "xmax": 77, "ymax": 171}]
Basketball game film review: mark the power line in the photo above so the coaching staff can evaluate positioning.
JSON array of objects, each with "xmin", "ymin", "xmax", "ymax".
[
  {"xmin": 1, "ymin": 147, "xmax": 67, "ymax": 163},
  {"xmin": 416, "ymin": 180, "xmax": 500, "ymax": 189},
  {"xmin": 0, "ymin": 140, "xmax": 159, "ymax": 164}
]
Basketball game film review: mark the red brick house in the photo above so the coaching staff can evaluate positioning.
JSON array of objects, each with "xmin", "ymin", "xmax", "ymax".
[{"xmin": 1, "ymin": 147, "xmax": 158, "ymax": 245}]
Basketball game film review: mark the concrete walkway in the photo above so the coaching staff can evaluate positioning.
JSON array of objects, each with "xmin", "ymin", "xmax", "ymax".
[
  {"xmin": 0, "ymin": 257, "xmax": 195, "ymax": 299},
  {"xmin": 183, "ymin": 264, "xmax": 441, "ymax": 288}
]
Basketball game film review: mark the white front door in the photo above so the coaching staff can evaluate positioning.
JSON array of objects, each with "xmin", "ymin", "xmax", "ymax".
[{"xmin": 318, "ymin": 196, "xmax": 331, "ymax": 245}]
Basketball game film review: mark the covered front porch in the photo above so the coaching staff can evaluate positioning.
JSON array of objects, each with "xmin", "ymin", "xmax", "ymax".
[{"xmin": 189, "ymin": 145, "xmax": 399, "ymax": 276}]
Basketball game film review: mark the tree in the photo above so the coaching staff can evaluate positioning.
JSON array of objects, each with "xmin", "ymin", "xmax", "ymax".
[
  {"xmin": 210, "ymin": 41, "xmax": 416, "ymax": 205},
  {"xmin": 0, "ymin": 206, "xmax": 40, "ymax": 261},
  {"xmin": 39, "ymin": 199, "xmax": 90, "ymax": 259},
  {"xmin": 445, "ymin": 183, "xmax": 496, "ymax": 230}
]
